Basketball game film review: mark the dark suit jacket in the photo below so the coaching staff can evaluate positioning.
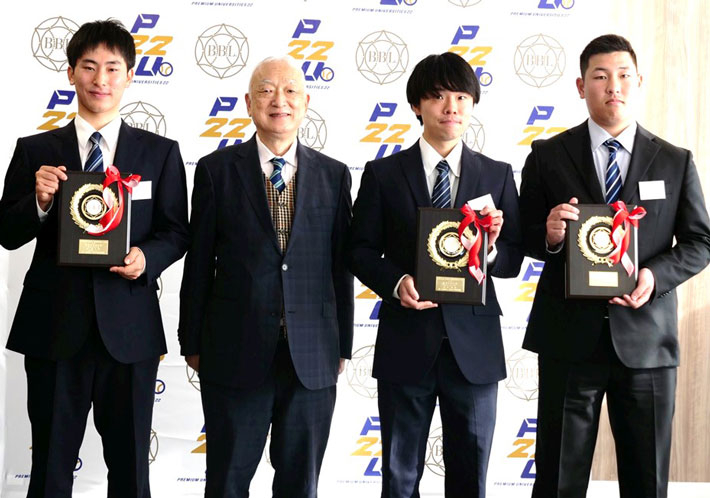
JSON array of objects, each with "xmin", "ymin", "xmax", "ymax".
[
  {"xmin": 0, "ymin": 120, "xmax": 189, "ymax": 363},
  {"xmin": 520, "ymin": 121, "xmax": 710, "ymax": 368},
  {"xmin": 348, "ymin": 141, "xmax": 524, "ymax": 385},
  {"xmin": 178, "ymin": 135, "xmax": 354, "ymax": 391}
]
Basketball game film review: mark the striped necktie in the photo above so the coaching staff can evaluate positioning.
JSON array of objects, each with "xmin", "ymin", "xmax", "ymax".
[
  {"xmin": 85, "ymin": 131, "xmax": 104, "ymax": 173},
  {"xmin": 432, "ymin": 160, "xmax": 452, "ymax": 208},
  {"xmin": 603, "ymin": 139, "xmax": 622, "ymax": 204},
  {"xmin": 270, "ymin": 157, "xmax": 286, "ymax": 193}
]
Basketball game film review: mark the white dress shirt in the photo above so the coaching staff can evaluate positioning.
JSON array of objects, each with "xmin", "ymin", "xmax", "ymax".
[{"xmin": 255, "ymin": 134, "xmax": 298, "ymax": 184}]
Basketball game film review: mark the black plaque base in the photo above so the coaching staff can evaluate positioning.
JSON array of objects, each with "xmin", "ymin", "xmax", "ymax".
[
  {"xmin": 415, "ymin": 207, "xmax": 487, "ymax": 305},
  {"xmin": 57, "ymin": 171, "xmax": 131, "ymax": 267},
  {"xmin": 565, "ymin": 204, "xmax": 638, "ymax": 299}
]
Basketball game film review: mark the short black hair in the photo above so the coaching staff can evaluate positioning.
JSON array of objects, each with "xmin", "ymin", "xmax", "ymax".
[
  {"xmin": 580, "ymin": 34, "xmax": 637, "ymax": 77},
  {"xmin": 67, "ymin": 19, "xmax": 136, "ymax": 70},
  {"xmin": 406, "ymin": 52, "xmax": 480, "ymax": 125}
]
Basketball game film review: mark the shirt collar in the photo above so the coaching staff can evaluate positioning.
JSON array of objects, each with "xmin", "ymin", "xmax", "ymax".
[
  {"xmin": 419, "ymin": 137, "xmax": 462, "ymax": 179},
  {"xmin": 74, "ymin": 114, "xmax": 122, "ymax": 153},
  {"xmin": 255, "ymin": 134, "xmax": 298, "ymax": 168},
  {"xmin": 587, "ymin": 118, "xmax": 637, "ymax": 154}
]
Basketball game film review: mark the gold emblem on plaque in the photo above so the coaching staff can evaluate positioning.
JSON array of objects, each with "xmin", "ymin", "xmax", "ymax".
[
  {"xmin": 69, "ymin": 184, "xmax": 117, "ymax": 231},
  {"xmin": 427, "ymin": 221, "xmax": 474, "ymax": 270},
  {"xmin": 577, "ymin": 215, "xmax": 614, "ymax": 266}
]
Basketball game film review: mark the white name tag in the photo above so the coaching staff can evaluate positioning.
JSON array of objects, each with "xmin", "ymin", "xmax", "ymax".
[
  {"xmin": 466, "ymin": 193, "xmax": 495, "ymax": 210},
  {"xmin": 638, "ymin": 180, "xmax": 665, "ymax": 200},
  {"xmin": 132, "ymin": 181, "xmax": 152, "ymax": 201}
]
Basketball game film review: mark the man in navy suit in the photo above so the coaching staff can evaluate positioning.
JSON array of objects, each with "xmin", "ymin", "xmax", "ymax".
[
  {"xmin": 178, "ymin": 57, "xmax": 353, "ymax": 498},
  {"xmin": 0, "ymin": 20, "xmax": 189, "ymax": 497},
  {"xmin": 349, "ymin": 53, "xmax": 524, "ymax": 498},
  {"xmin": 520, "ymin": 35, "xmax": 710, "ymax": 497}
]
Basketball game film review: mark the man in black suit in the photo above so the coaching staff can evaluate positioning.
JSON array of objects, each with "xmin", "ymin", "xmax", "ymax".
[
  {"xmin": 520, "ymin": 34, "xmax": 710, "ymax": 497},
  {"xmin": 0, "ymin": 20, "xmax": 189, "ymax": 498},
  {"xmin": 178, "ymin": 56, "xmax": 353, "ymax": 498},
  {"xmin": 349, "ymin": 53, "xmax": 523, "ymax": 498}
]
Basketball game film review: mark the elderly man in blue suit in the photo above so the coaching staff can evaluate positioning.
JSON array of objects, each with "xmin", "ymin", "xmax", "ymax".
[{"xmin": 178, "ymin": 56, "xmax": 354, "ymax": 498}]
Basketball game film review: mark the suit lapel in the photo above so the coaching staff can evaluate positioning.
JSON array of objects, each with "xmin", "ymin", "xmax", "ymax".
[
  {"xmin": 113, "ymin": 120, "xmax": 140, "ymax": 173},
  {"xmin": 399, "ymin": 141, "xmax": 432, "ymax": 208},
  {"xmin": 287, "ymin": 141, "xmax": 315, "ymax": 254},
  {"xmin": 454, "ymin": 146, "xmax": 482, "ymax": 207},
  {"xmin": 620, "ymin": 125, "xmax": 661, "ymax": 203},
  {"xmin": 54, "ymin": 121, "xmax": 82, "ymax": 172},
  {"xmin": 561, "ymin": 122, "xmax": 605, "ymax": 204},
  {"xmin": 234, "ymin": 136, "xmax": 280, "ymax": 252}
]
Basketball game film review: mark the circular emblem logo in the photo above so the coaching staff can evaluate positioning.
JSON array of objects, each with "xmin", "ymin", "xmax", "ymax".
[
  {"xmin": 149, "ymin": 429, "xmax": 159, "ymax": 464},
  {"xmin": 427, "ymin": 222, "xmax": 473, "ymax": 270},
  {"xmin": 187, "ymin": 364, "xmax": 200, "ymax": 391},
  {"xmin": 514, "ymin": 34, "xmax": 566, "ymax": 88},
  {"xmin": 195, "ymin": 24, "xmax": 249, "ymax": 79},
  {"xmin": 299, "ymin": 108, "xmax": 327, "ymax": 151},
  {"xmin": 448, "ymin": 0, "xmax": 483, "ymax": 6},
  {"xmin": 578, "ymin": 215, "xmax": 614, "ymax": 266},
  {"xmin": 346, "ymin": 345, "xmax": 377, "ymax": 398},
  {"xmin": 462, "ymin": 117, "xmax": 485, "ymax": 152},
  {"xmin": 120, "ymin": 101, "xmax": 167, "ymax": 137},
  {"xmin": 355, "ymin": 30, "xmax": 409, "ymax": 85},
  {"xmin": 69, "ymin": 184, "xmax": 117, "ymax": 231},
  {"xmin": 425, "ymin": 426, "xmax": 445, "ymax": 476},
  {"xmin": 155, "ymin": 379, "xmax": 166, "ymax": 395},
  {"xmin": 504, "ymin": 349, "xmax": 539, "ymax": 401},
  {"xmin": 31, "ymin": 16, "xmax": 80, "ymax": 72}
]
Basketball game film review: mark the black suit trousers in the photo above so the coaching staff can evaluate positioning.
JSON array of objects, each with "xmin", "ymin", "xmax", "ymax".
[
  {"xmin": 24, "ymin": 329, "xmax": 159, "ymax": 498},
  {"xmin": 200, "ymin": 338, "xmax": 336, "ymax": 498},
  {"xmin": 533, "ymin": 323, "xmax": 676, "ymax": 498},
  {"xmin": 378, "ymin": 339, "xmax": 497, "ymax": 498}
]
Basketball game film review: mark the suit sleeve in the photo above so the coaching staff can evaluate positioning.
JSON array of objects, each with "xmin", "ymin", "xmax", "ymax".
[
  {"xmin": 520, "ymin": 141, "xmax": 561, "ymax": 262},
  {"xmin": 332, "ymin": 165, "xmax": 354, "ymax": 359},
  {"xmin": 643, "ymin": 150, "xmax": 710, "ymax": 295},
  {"xmin": 0, "ymin": 139, "xmax": 44, "ymax": 250},
  {"xmin": 348, "ymin": 162, "xmax": 408, "ymax": 304},
  {"xmin": 178, "ymin": 160, "xmax": 217, "ymax": 356},
  {"xmin": 137, "ymin": 141, "xmax": 190, "ymax": 284},
  {"xmin": 488, "ymin": 163, "xmax": 524, "ymax": 278}
]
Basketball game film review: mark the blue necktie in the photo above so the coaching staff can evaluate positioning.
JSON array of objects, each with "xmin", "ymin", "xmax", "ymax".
[
  {"xmin": 432, "ymin": 160, "xmax": 451, "ymax": 208},
  {"xmin": 85, "ymin": 131, "xmax": 104, "ymax": 173},
  {"xmin": 270, "ymin": 157, "xmax": 286, "ymax": 193},
  {"xmin": 604, "ymin": 139, "xmax": 622, "ymax": 204}
]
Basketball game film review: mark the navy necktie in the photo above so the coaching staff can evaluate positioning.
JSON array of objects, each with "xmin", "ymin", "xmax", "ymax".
[
  {"xmin": 432, "ymin": 160, "xmax": 452, "ymax": 208},
  {"xmin": 603, "ymin": 139, "xmax": 622, "ymax": 204},
  {"xmin": 270, "ymin": 157, "xmax": 286, "ymax": 193},
  {"xmin": 85, "ymin": 131, "xmax": 104, "ymax": 173}
]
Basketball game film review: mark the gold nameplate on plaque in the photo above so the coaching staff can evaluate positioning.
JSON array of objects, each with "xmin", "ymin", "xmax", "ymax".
[
  {"xmin": 78, "ymin": 239, "xmax": 109, "ymax": 255},
  {"xmin": 588, "ymin": 271, "xmax": 618, "ymax": 288},
  {"xmin": 435, "ymin": 276, "xmax": 466, "ymax": 293}
]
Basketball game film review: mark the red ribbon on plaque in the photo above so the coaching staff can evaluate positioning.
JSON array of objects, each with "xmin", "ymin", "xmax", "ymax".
[
  {"xmin": 458, "ymin": 203, "xmax": 493, "ymax": 284},
  {"xmin": 86, "ymin": 165, "xmax": 141, "ymax": 236},
  {"xmin": 609, "ymin": 200, "xmax": 646, "ymax": 276}
]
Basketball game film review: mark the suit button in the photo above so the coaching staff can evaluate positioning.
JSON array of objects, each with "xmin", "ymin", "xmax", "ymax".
[{"xmin": 281, "ymin": 264, "xmax": 288, "ymax": 271}]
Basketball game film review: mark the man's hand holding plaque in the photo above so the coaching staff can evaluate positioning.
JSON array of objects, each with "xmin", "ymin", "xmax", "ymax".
[{"xmin": 564, "ymin": 201, "xmax": 646, "ymax": 299}]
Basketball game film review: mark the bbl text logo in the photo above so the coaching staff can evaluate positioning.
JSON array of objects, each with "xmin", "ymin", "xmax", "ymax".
[
  {"xmin": 130, "ymin": 14, "xmax": 174, "ymax": 78},
  {"xmin": 32, "ymin": 16, "xmax": 80, "ymax": 72},
  {"xmin": 120, "ymin": 102, "xmax": 167, "ymax": 136},
  {"xmin": 448, "ymin": 25, "xmax": 492, "ymax": 87},
  {"xmin": 289, "ymin": 20, "xmax": 334, "ymax": 83},
  {"xmin": 505, "ymin": 350, "xmax": 538, "ymax": 401},
  {"xmin": 360, "ymin": 103, "xmax": 411, "ymax": 159},
  {"xmin": 514, "ymin": 34, "xmax": 566, "ymax": 88},
  {"xmin": 356, "ymin": 30, "xmax": 409, "ymax": 85},
  {"xmin": 346, "ymin": 345, "xmax": 377, "ymax": 398},
  {"xmin": 195, "ymin": 24, "xmax": 249, "ymax": 79},
  {"xmin": 299, "ymin": 108, "xmax": 327, "ymax": 151}
]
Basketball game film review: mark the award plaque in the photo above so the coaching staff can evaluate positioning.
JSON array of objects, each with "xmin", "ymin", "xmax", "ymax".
[
  {"xmin": 57, "ymin": 171, "xmax": 131, "ymax": 267},
  {"xmin": 565, "ymin": 204, "xmax": 638, "ymax": 299},
  {"xmin": 415, "ymin": 207, "xmax": 487, "ymax": 305}
]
